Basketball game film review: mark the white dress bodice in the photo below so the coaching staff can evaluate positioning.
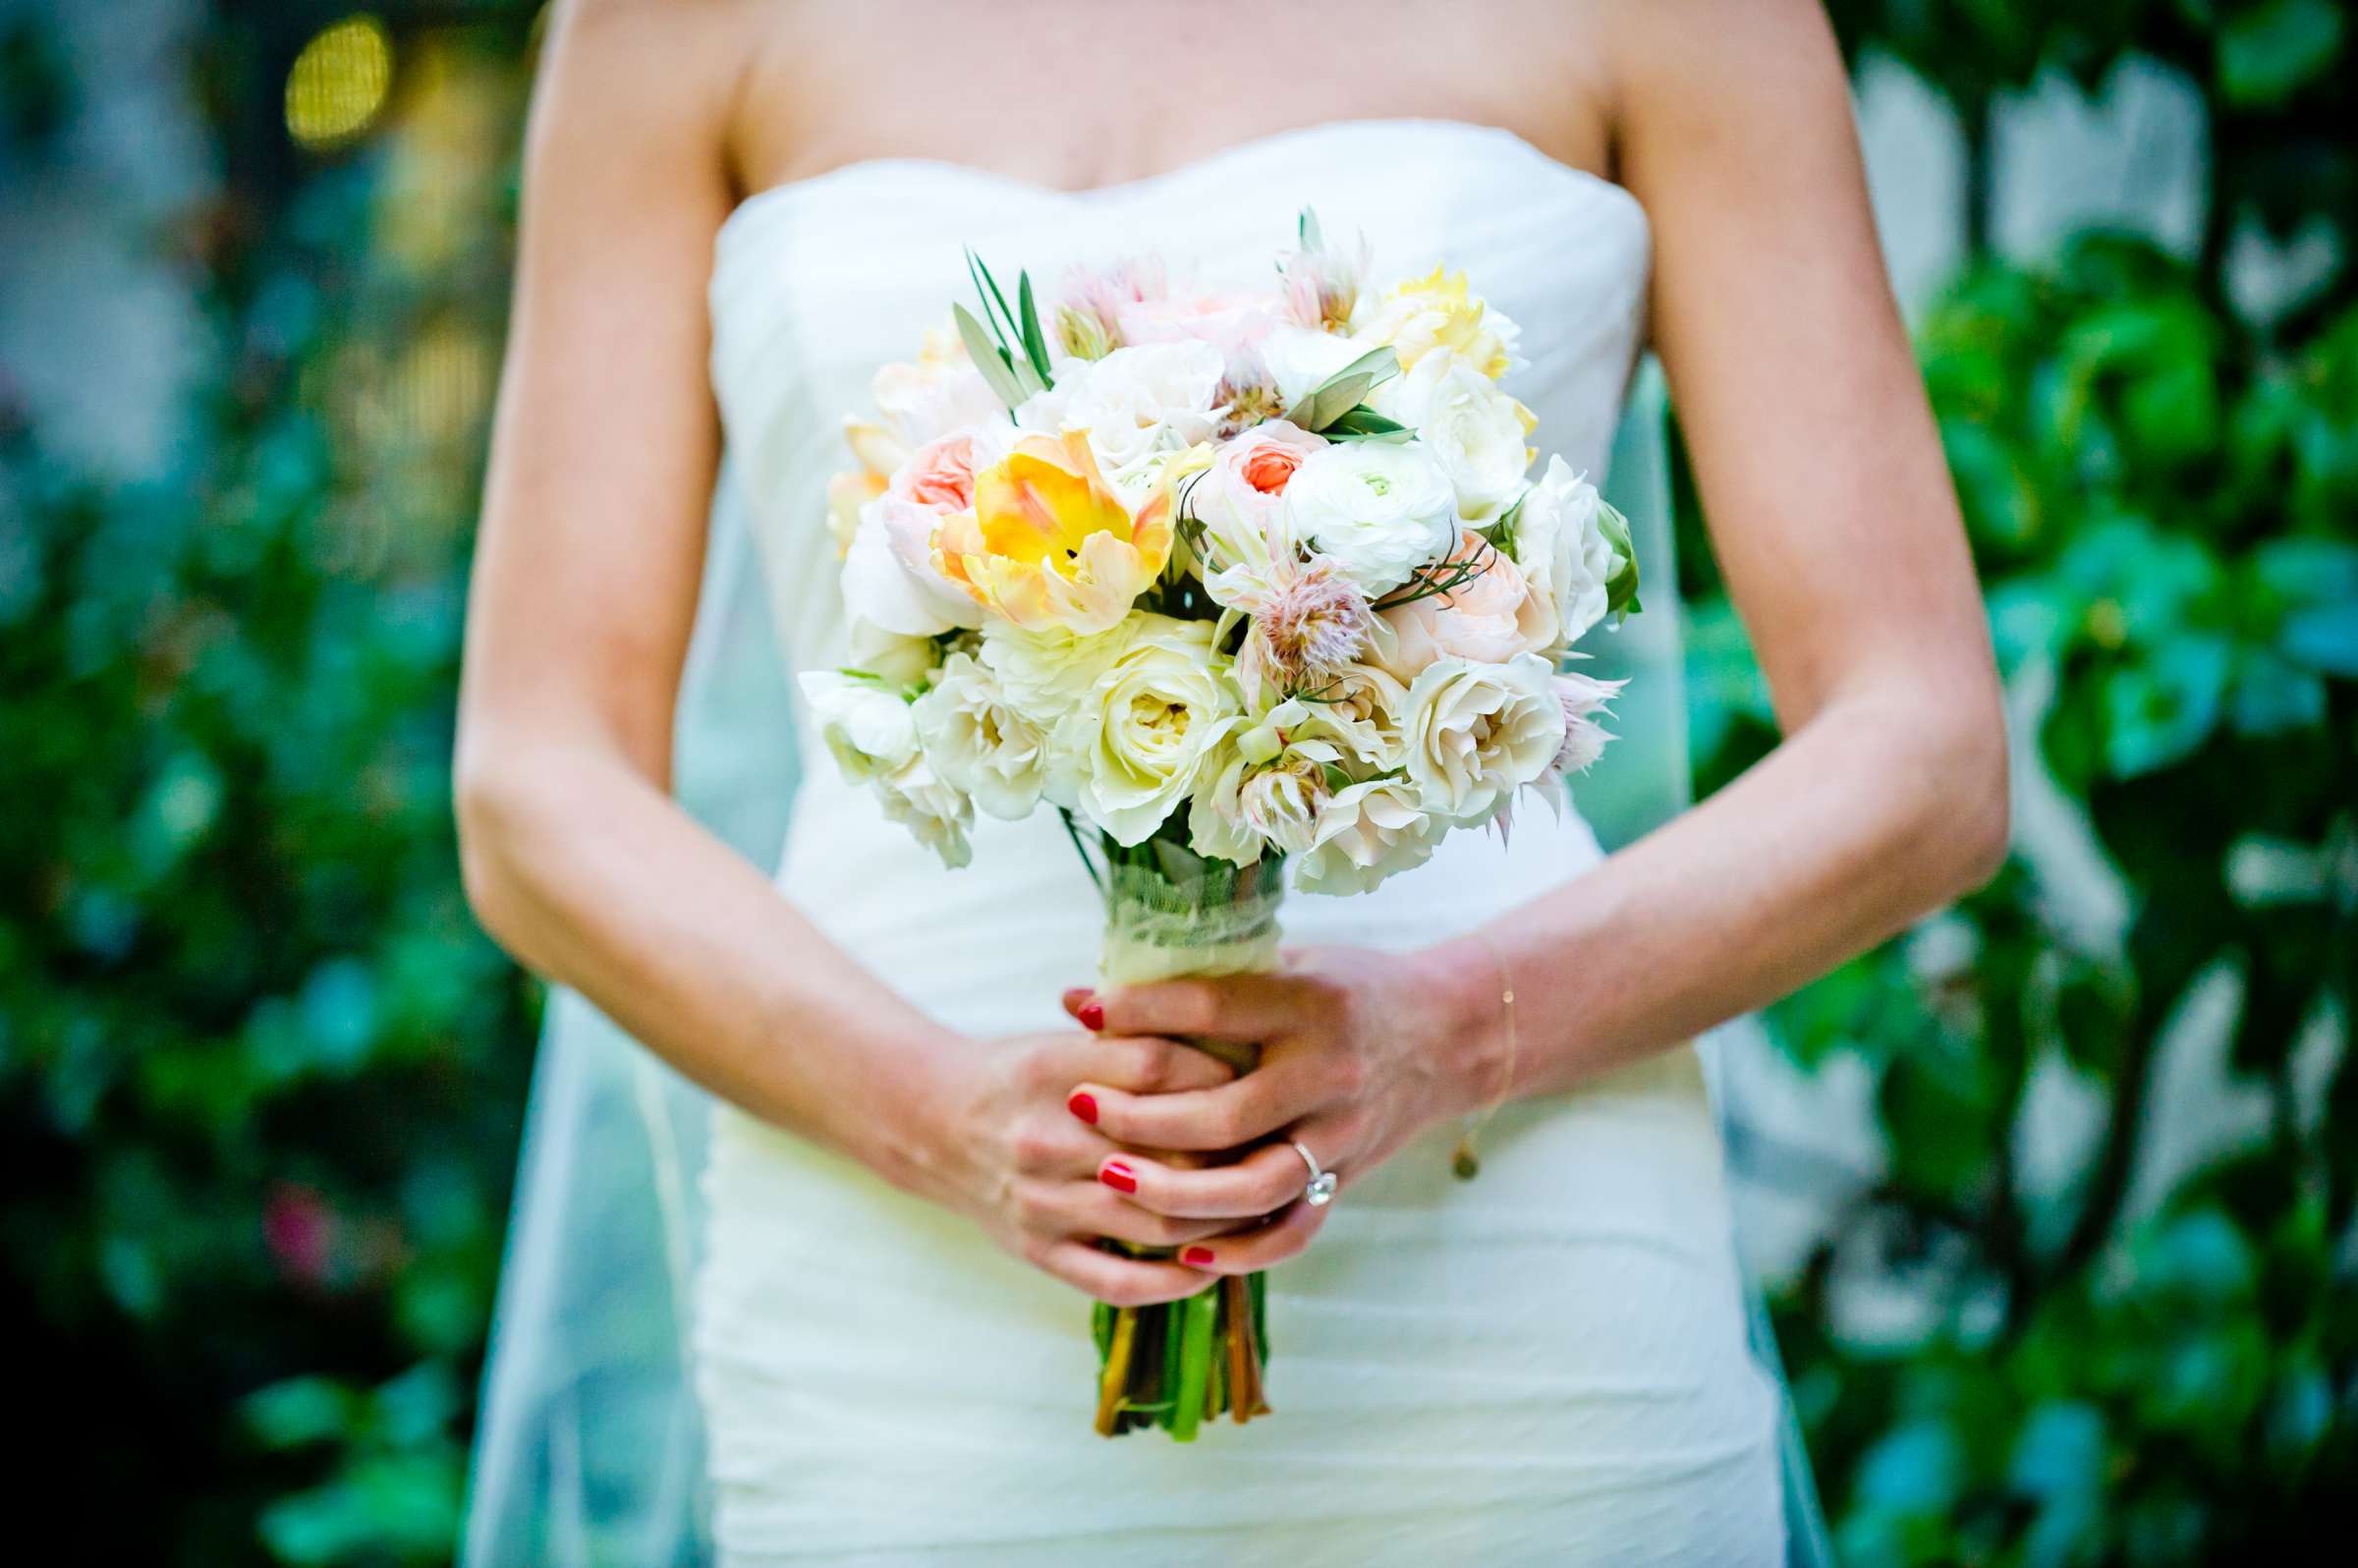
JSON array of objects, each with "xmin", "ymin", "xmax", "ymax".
[{"xmin": 693, "ymin": 119, "xmax": 1783, "ymax": 1566}]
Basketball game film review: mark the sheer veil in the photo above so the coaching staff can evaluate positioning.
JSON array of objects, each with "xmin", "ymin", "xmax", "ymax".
[{"xmin": 460, "ymin": 375, "xmax": 1831, "ymax": 1566}]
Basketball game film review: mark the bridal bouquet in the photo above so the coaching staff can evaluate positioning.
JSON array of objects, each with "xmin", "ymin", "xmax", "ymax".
[{"xmin": 799, "ymin": 212, "xmax": 1639, "ymax": 1439}]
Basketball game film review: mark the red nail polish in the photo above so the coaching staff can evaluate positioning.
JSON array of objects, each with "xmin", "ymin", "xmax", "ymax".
[
  {"xmin": 1181, "ymin": 1246, "xmax": 1215, "ymax": 1267},
  {"xmin": 1067, "ymin": 1091, "xmax": 1097, "ymax": 1124},
  {"xmin": 1078, "ymin": 1000, "xmax": 1104, "ymax": 1031},
  {"xmin": 1099, "ymin": 1159, "xmax": 1137, "ymax": 1194}
]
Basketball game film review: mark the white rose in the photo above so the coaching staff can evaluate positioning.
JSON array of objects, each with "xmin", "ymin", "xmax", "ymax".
[
  {"xmin": 910, "ymin": 651, "xmax": 1051, "ymax": 820},
  {"xmin": 873, "ymin": 755, "xmax": 973, "ymax": 869},
  {"xmin": 979, "ymin": 619, "xmax": 1135, "ymax": 720},
  {"xmin": 1016, "ymin": 341, "xmax": 1224, "ymax": 500},
  {"xmin": 798, "ymin": 671, "xmax": 919, "ymax": 784},
  {"xmin": 1295, "ymin": 776, "xmax": 1450, "ymax": 895},
  {"xmin": 1512, "ymin": 456, "xmax": 1626, "ymax": 651},
  {"xmin": 1376, "ymin": 350, "xmax": 1533, "ymax": 525},
  {"xmin": 841, "ymin": 495, "xmax": 982, "ymax": 637},
  {"xmin": 1400, "ymin": 653, "xmax": 1566, "ymax": 822},
  {"xmin": 1057, "ymin": 615, "xmax": 1241, "ymax": 845},
  {"xmin": 1282, "ymin": 440, "xmax": 1459, "ymax": 597}
]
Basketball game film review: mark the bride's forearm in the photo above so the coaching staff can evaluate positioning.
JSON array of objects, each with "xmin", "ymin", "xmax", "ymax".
[
  {"xmin": 1429, "ymin": 685, "xmax": 2008, "ymax": 1101},
  {"xmin": 456, "ymin": 739, "xmax": 954, "ymax": 1191}
]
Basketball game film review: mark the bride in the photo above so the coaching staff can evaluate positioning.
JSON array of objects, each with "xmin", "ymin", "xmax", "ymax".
[{"xmin": 455, "ymin": 0, "xmax": 2005, "ymax": 1561}]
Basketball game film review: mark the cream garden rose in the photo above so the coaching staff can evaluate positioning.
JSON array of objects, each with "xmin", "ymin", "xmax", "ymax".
[
  {"xmin": 912, "ymin": 651, "xmax": 1052, "ymax": 820},
  {"xmin": 981, "ymin": 619, "xmax": 1136, "ymax": 721},
  {"xmin": 1295, "ymin": 775, "xmax": 1451, "ymax": 895},
  {"xmin": 874, "ymin": 754, "xmax": 973, "ymax": 869},
  {"xmin": 1056, "ymin": 615, "xmax": 1242, "ymax": 844},
  {"xmin": 1400, "ymin": 652, "xmax": 1566, "ymax": 822},
  {"xmin": 1283, "ymin": 440, "xmax": 1459, "ymax": 597}
]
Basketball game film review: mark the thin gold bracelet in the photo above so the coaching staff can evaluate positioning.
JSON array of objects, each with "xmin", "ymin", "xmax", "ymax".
[{"xmin": 1451, "ymin": 934, "xmax": 1518, "ymax": 1181}]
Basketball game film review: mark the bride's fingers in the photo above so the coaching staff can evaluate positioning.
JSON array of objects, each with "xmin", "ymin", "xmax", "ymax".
[
  {"xmin": 1095, "ymin": 1142, "xmax": 1308, "ymax": 1220},
  {"xmin": 1070, "ymin": 1183, "xmax": 1236, "ymax": 1250},
  {"xmin": 1172, "ymin": 1199, "xmax": 1328, "ymax": 1275},
  {"xmin": 1033, "ymin": 1238, "xmax": 1209, "ymax": 1309},
  {"xmin": 1057, "ymin": 1033, "xmax": 1231, "ymax": 1100},
  {"xmin": 1074, "ymin": 1052, "xmax": 1323, "ymax": 1151}
]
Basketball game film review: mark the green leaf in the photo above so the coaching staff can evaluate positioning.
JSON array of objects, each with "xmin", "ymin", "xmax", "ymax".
[
  {"xmin": 1598, "ymin": 499, "xmax": 1642, "ymax": 618},
  {"xmin": 1298, "ymin": 206, "xmax": 1324, "ymax": 252},
  {"xmin": 953, "ymin": 303, "xmax": 1029, "ymax": 413},
  {"xmin": 1319, "ymin": 405, "xmax": 1412, "ymax": 441},
  {"xmin": 1281, "ymin": 345, "xmax": 1399, "ymax": 431},
  {"xmin": 2218, "ymin": 0, "xmax": 2344, "ymax": 107},
  {"xmin": 1016, "ymin": 271, "xmax": 1054, "ymax": 386}
]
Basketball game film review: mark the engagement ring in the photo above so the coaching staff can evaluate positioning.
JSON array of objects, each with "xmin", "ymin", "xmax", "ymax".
[{"xmin": 1291, "ymin": 1140, "xmax": 1338, "ymax": 1207}]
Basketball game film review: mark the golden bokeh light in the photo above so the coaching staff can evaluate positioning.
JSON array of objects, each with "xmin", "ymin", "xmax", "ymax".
[{"xmin": 284, "ymin": 16, "xmax": 393, "ymax": 151}]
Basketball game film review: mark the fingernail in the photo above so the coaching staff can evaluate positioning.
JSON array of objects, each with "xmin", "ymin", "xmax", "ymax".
[
  {"xmin": 1098, "ymin": 1159, "xmax": 1137, "ymax": 1194},
  {"xmin": 1078, "ymin": 1000, "xmax": 1104, "ymax": 1031},
  {"xmin": 1067, "ymin": 1091, "xmax": 1098, "ymax": 1124},
  {"xmin": 1180, "ymin": 1246, "xmax": 1215, "ymax": 1267}
]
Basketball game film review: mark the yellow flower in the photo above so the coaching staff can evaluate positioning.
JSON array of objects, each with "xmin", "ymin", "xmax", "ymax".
[
  {"xmin": 1361, "ymin": 267, "xmax": 1518, "ymax": 379},
  {"xmin": 933, "ymin": 430, "xmax": 1180, "ymax": 636}
]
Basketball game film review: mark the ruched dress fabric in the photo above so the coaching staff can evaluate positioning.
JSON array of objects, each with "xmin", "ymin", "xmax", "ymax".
[{"xmin": 697, "ymin": 119, "xmax": 1785, "ymax": 1565}]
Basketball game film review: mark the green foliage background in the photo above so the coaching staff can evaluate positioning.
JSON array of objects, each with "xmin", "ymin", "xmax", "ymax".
[{"xmin": 1, "ymin": 3, "xmax": 2351, "ymax": 1564}]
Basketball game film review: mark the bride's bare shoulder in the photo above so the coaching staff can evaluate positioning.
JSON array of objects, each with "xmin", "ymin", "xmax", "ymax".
[{"xmin": 531, "ymin": 0, "xmax": 773, "ymax": 185}]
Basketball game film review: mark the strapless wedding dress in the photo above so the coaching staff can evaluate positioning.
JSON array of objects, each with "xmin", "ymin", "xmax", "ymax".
[{"xmin": 698, "ymin": 118, "xmax": 1783, "ymax": 1565}]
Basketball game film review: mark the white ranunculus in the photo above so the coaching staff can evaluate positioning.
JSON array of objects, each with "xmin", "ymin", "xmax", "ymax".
[
  {"xmin": 1400, "ymin": 653, "xmax": 1566, "ymax": 822},
  {"xmin": 979, "ymin": 619, "xmax": 1135, "ymax": 722},
  {"xmin": 1057, "ymin": 615, "xmax": 1241, "ymax": 845},
  {"xmin": 1282, "ymin": 440, "xmax": 1460, "ymax": 597},
  {"xmin": 1260, "ymin": 323, "xmax": 1369, "ymax": 410},
  {"xmin": 1512, "ymin": 455, "xmax": 1624, "ymax": 651},
  {"xmin": 873, "ymin": 755, "xmax": 973, "ymax": 869},
  {"xmin": 910, "ymin": 651, "xmax": 1051, "ymax": 820},
  {"xmin": 1016, "ymin": 341, "xmax": 1224, "ymax": 501},
  {"xmin": 1376, "ymin": 350, "xmax": 1533, "ymax": 525},
  {"xmin": 1294, "ymin": 775, "xmax": 1450, "ymax": 895},
  {"xmin": 798, "ymin": 671, "xmax": 919, "ymax": 784},
  {"xmin": 841, "ymin": 495, "xmax": 983, "ymax": 637}
]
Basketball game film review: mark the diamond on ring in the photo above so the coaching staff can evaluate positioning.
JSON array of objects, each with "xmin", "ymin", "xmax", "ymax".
[{"xmin": 1291, "ymin": 1140, "xmax": 1338, "ymax": 1207}]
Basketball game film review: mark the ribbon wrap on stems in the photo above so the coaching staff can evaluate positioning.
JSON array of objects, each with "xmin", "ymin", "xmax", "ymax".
[{"xmin": 1090, "ymin": 839, "xmax": 1284, "ymax": 1438}]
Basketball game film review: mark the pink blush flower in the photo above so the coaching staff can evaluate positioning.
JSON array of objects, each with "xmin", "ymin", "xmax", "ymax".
[
  {"xmin": 894, "ymin": 432, "xmax": 981, "ymax": 513},
  {"xmin": 1241, "ymin": 555, "xmax": 1374, "ymax": 698}
]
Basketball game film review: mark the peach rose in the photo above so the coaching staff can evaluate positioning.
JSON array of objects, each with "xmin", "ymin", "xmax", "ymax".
[{"xmin": 1376, "ymin": 529, "xmax": 1553, "ymax": 673}]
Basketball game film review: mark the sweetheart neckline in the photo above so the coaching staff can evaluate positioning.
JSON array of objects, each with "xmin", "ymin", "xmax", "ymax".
[{"xmin": 715, "ymin": 116, "xmax": 1649, "ymax": 246}]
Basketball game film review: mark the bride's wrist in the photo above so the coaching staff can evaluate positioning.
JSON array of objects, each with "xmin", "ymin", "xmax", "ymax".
[{"xmin": 1414, "ymin": 935, "xmax": 1518, "ymax": 1123}]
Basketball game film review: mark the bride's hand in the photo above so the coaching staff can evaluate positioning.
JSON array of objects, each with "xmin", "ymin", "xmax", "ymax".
[
  {"xmin": 1061, "ymin": 945, "xmax": 1498, "ymax": 1275},
  {"xmin": 915, "ymin": 1026, "xmax": 1249, "ymax": 1307}
]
